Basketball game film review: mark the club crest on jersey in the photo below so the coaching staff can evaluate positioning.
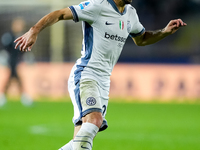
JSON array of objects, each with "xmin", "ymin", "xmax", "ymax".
[
  {"xmin": 79, "ymin": 2, "xmax": 90, "ymax": 10},
  {"xmin": 86, "ymin": 97, "xmax": 96, "ymax": 106},
  {"xmin": 119, "ymin": 21, "xmax": 124, "ymax": 30},
  {"xmin": 127, "ymin": 20, "xmax": 131, "ymax": 33}
]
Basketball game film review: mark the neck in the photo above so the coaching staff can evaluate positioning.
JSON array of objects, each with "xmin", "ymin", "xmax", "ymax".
[{"xmin": 113, "ymin": 0, "xmax": 126, "ymax": 13}]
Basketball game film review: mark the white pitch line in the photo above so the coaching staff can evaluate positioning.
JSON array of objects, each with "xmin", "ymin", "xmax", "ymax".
[{"xmin": 29, "ymin": 125, "xmax": 49, "ymax": 135}]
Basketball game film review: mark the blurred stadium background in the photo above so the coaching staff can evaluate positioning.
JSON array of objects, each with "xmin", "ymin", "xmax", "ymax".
[
  {"xmin": 0, "ymin": 0, "xmax": 200, "ymax": 150},
  {"xmin": 0, "ymin": 0, "xmax": 200, "ymax": 101}
]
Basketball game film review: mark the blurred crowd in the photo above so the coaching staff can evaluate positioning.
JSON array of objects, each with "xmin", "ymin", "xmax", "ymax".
[
  {"xmin": 133, "ymin": 0, "xmax": 200, "ymax": 27},
  {"xmin": 120, "ymin": 0, "xmax": 200, "ymax": 63},
  {"xmin": 0, "ymin": 0, "xmax": 200, "ymax": 63},
  {"xmin": 0, "ymin": 0, "xmax": 200, "ymax": 103}
]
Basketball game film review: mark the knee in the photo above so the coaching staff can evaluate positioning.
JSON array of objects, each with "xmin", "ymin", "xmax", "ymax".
[{"xmin": 82, "ymin": 112, "xmax": 103, "ymax": 128}]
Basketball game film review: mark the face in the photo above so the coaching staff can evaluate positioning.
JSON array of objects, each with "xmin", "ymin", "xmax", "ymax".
[
  {"xmin": 12, "ymin": 18, "xmax": 25, "ymax": 34},
  {"xmin": 123, "ymin": 0, "xmax": 132, "ymax": 4}
]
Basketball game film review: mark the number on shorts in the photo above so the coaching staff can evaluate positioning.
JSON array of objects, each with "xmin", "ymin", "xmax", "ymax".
[{"xmin": 102, "ymin": 105, "xmax": 106, "ymax": 116}]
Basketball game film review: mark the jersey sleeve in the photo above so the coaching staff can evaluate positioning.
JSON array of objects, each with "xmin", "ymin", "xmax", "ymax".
[
  {"xmin": 69, "ymin": 0, "xmax": 101, "ymax": 24},
  {"xmin": 129, "ymin": 8, "xmax": 145, "ymax": 38}
]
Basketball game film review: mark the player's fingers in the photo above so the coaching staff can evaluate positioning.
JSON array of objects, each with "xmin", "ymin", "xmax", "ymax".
[
  {"xmin": 181, "ymin": 21, "xmax": 187, "ymax": 26},
  {"xmin": 168, "ymin": 20, "xmax": 178, "ymax": 28},
  {"xmin": 15, "ymin": 39, "xmax": 23, "ymax": 49},
  {"xmin": 21, "ymin": 36, "xmax": 30, "ymax": 51},
  {"xmin": 22, "ymin": 42, "xmax": 28, "ymax": 51},
  {"xmin": 16, "ymin": 35, "xmax": 27, "ymax": 49},
  {"xmin": 19, "ymin": 40, "xmax": 26, "ymax": 51},
  {"xmin": 168, "ymin": 20, "xmax": 177, "ymax": 28},
  {"xmin": 176, "ymin": 19, "xmax": 182, "ymax": 26},
  {"xmin": 171, "ymin": 19, "xmax": 181, "ymax": 27},
  {"xmin": 22, "ymin": 38, "xmax": 30, "ymax": 51},
  {"xmin": 171, "ymin": 24, "xmax": 178, "ymax": 29},
  {"xmin": 177, "ymin": 19, "xmax": 187, "ymax": 27},
  {"xmin": 14, "ymin": 32, "xmax": 27, "ymax": 42},
  {"xmin": 28, "ymin": 45, "xmax": 32, "ymax": 51},
  {"xmin": 175, "ymin": 20, "xmax": 180, "ymax": 27},
  {"xmin": 14, "ymin": 36, "xmax": 23, "ymax": 43}
]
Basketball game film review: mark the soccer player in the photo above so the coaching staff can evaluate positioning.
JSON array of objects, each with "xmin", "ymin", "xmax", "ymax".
[
  {"xmin": 0, "ymin": 17, "xmax": 33, "ymax": 107},
  {"xmin": 14, "ymin": 0, "xmax": 187, "ymax": 149}
]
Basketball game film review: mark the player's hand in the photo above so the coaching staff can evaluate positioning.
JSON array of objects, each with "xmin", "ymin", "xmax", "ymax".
[
  {"xmin": 163, "ymin": 19, "xmax": 187, "ymax": 34},
  {"xmin": 14, "ymin": 28, "xmax": 38, "ymax": 52}
]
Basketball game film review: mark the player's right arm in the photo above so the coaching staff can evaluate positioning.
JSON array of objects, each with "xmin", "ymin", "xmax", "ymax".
[{"xmin": 14, "ymin": 7, "xmax": 73, "ymax": 52}]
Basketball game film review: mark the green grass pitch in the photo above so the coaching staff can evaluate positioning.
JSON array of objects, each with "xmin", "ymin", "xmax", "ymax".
[{"xmin": 0, "ymin": 99, "xmax": 200, "ymax": 150}]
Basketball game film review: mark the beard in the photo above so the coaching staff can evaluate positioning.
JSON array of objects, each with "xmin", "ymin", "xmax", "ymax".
[{"xmin": 123, "ymin": 0, "xmax": 132, "ymax": 4}]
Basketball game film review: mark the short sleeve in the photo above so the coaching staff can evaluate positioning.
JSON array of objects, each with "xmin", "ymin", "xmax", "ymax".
[
  {"xmin": 129, "ymin": 8, "xmax": 145, "ymax": 38},
  {"xmin": 69, "ymin": 0, "xmax": 101, "ymax": 24}
]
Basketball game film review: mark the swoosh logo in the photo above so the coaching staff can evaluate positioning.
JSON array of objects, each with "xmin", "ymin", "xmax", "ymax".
[
  {"xmin": 105, "ymin": 21, "xmax": 114, "ymax": 25},
  {"xmin": 81, "ymin": 145, "xmax": 89, "ymax": 149}
]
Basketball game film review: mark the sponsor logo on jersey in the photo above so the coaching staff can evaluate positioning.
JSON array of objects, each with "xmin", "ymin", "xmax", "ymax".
[
  {"xmin": 119, "ymin": 21, "xmax": 124, "ymax": 30},
  {"xmin": 127, "ymin": 20, "xmax": 131, "ymax": 33},
  {"xmin": 105, "ymin": 21, "xmax": 114, "ymax": 25},
  {"xmin": 86, "ymin": 97, "xmax": 96, "ymax": 106},
  {"xmin": 104, "ymin": 32, "xmax": 126, "ymax": 43},
  {"xmin": 79, "ymin": 2, "xmax": 90, "ymax": 10}
]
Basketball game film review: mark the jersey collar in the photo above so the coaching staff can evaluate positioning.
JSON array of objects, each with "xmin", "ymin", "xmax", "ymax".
[{"xmin": 107, "ymin": 0, "xmax": 127, "ymax": 15}]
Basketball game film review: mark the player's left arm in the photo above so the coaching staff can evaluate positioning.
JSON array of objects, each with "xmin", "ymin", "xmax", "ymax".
[{"xmin": 132, "ymin": 19, "xmax": 187, "ymax": 46}]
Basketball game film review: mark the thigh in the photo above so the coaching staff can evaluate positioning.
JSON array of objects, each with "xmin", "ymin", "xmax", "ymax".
[
  {"xmin": 80, "ymin": 79, "xmax": 102, "ymax": 116},
  {"xmin": 68, "ymin": 77, "xmax": 109, "ymax": 132},
  {"xmin": 80, "ymin": 79, "xmax": 109, "ymax": 131}
]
